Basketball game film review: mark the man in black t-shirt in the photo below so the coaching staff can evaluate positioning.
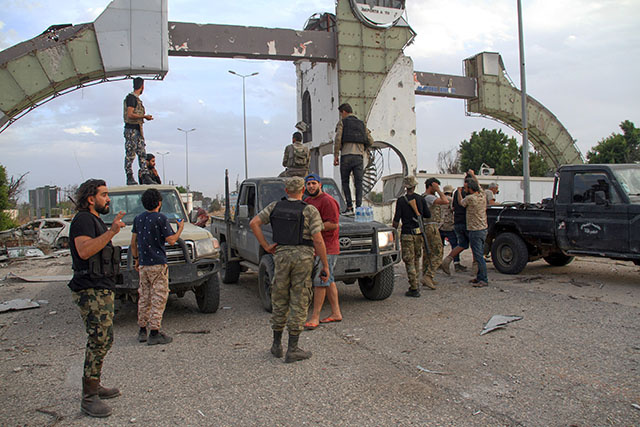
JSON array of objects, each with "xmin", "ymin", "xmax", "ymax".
[
  {"xmin": 137, "ymin": 153, "xmax": 161, "ymax": 185},
  {"xmin": 393, "ymin": 176, "xmax": 431, "ymax": 297},
  {"xmin": 124, "ymin": 77, "xmax": 154, "ymax": 185},
  {"xmin": 68, "ymin": 179, "xmax": 125, "ymax": 418}
]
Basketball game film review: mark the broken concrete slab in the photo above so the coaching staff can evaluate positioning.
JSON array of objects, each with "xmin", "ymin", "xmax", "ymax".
[
  {"xmin": 481, "ymin": 315, "xmax": 523, "ymax": 335},
  {"xmin": 0, "ymin": 298, "xmax": 40, "ymax": 313},
  {"xmin": 4, "ymin": 272, "xmax": 72, "ymax": 282}
]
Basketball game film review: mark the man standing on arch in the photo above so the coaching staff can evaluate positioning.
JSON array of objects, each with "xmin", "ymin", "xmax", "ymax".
[
  {"xmin": 333, "ymin": 103, "xmax": 374, "ymax": 214},
  {"xmin": 124, "ymin": 77, "xmax": 155, "ymax": 185}
]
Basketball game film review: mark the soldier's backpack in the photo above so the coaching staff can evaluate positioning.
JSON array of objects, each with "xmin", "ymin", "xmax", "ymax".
[{"xmin": 290, "ymin": 143, "xmax": 309, "ymax": 168}]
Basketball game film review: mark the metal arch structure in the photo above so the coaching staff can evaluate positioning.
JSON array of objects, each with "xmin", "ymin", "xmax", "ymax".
[{"xmin": 0, "ymin": 0, "xmax": 583, "ymax": 172}]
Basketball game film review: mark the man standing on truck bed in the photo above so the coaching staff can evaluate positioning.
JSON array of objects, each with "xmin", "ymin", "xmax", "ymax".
[
  {"xmin": 124, "ymin": 77, "xmax": 154, "ymax": 186},
  {"xmin": 68, "ymin": 179, "xmax": 125, "ymax": 418},
  {"xmin": 249, "ymin": 177, "xmax": 330, "ymax": 363},
  {"xmin": 392, "ymin": 176, "xmax": 431, "ymax": 298},
  {"xmin": 131, "ymin": 188, "xmax": 185, "ymax": 345},
  {"xmin": 333, "ymin": 103, "xmax": 374, "ymax": 214},
  {"xmin": 280, "ymin": 131, "xmax": 310, "ymax": 177},
  {"xmin": 303, "ymin": 173, "xmax": 343, "ymax": 330}
]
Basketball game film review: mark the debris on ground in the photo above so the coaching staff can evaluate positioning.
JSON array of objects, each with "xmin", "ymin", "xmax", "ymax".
[
  {"xmin": 3, "ymin": 272, "xmax": 72, "ymax": 282},
  {"xmin": 417, "ymin": 365, "xmax": 449, "ymax": 375},
  {"xmin": 481, "ymin": 315, "xmax": 523, "ymax": 335},
  {"xmin": 0, "ymin": 298, "xmax": 40, "ymax": 313},
  {"xmin": 176, "ymin": 329, "xmax": 210, "ymax": 334}
]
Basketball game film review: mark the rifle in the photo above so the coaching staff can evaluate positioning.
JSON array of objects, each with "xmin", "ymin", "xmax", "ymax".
[{"xmin": 406, "ymin": 197, "xmax": 430, "ymax": 256}]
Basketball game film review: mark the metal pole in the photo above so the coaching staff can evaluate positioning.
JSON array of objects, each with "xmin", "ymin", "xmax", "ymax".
[
  {"xmin": 177, "ymin": 128, "xmax": 196, "ymax": 192},
  {"xmin": 518, "ymin": 0, "xmax": 531, "ymax": 203},
  {"xmin": 229, "ymin": 70, "xmax": 259, "ymax": 180},
  {"xmin": 156, "ymin": 151, "xmax": 169, "ymax": 183}
]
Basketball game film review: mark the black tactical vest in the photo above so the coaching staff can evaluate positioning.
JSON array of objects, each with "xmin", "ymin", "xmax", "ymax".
[
  {"xmin": 341, "ymin": 115, "xmax": 367, "ymax": 144},
  {"xmin": 270, "ymin": 200, "xmax": 313, "ymax": 246},
  {"xmin": 452, "ymin": 188, "xmax": 467, "ymax": 224}
]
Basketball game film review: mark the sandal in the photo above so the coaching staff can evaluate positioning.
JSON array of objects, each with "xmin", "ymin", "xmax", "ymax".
[
  {"xmin": 304, "ymin": 321, "xmax": 319, "ymax": 330},
  {"xmin": 320, "ymin": 317, "xmax": 342, "ymax": 324}
]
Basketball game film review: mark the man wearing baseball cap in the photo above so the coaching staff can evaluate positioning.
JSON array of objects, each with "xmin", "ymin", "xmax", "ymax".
[{"xmin": 303, "ymin": 174, "xmax": 343, "ymax": 330}]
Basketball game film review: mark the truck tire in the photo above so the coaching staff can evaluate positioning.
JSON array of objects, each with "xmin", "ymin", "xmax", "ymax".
[
  {"xmin": 258, "ymin": 255, "xmax": 275, "ymax": 312},
  {"xmin": 358, "ymin": 266, "xmax": 395, "ymax": 300},
  {"xmin": 194, "ymin": 272, "xmax": 220, "ymax": 313},
  {"xmin": 491, "ymin": 232, "xmax": 529, "ymax": 274},
  {"xmin": 543, "ymin": 252, "xmax": 575, "ymax": 267},
  {"xmin": 220, "ymin": 242, "xmax": 241, "ymax": 284}
]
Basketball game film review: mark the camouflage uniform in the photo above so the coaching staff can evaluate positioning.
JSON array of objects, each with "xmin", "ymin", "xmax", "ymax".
[
  {"xmin": 257, "ymin": 199, "xmax": 323, "ymax": 334},
  {"xmin": 422, "ymin": 195, "xmax": 444, "ymax": 280},
  {"xmin": 401, "ymin": 234, "xmax": 423, "ymax": 291},
  {"xmin": 137, "ymin": 264, "xmax": 169, "ymax": 330},
  {"xmin": 280, "ymin": 142, "xmax": 310, "ymax": 178},
  {"xmin": 124, "ymin": 129, "xmax": 148, "ymax": 177},
  {"xmin": 72, "ymin": 289, "xmax": 115, "ymax": 380}
]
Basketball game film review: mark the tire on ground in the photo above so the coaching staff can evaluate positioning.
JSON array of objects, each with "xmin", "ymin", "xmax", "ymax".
[
  {"xmin": 491, "ymin": 232, "xmax": 529, "ymax": 274},
  {"xmin": 358, "ymin": 266, "xmax": 394, "ymax": 300},
  {"xmin": 258, "ymin": 254, "xmax": 274, "ymax": 312},
  {"xmin": 543, "ymin": 252, "xmax": 575, "ymax": 267},
  {"xmin": 220, "ymin": 242, "xmax": 241, "ymax": 284},
  {"xmin": 195, "ymin": 272, "xmax": 220, "ymax": 313}
]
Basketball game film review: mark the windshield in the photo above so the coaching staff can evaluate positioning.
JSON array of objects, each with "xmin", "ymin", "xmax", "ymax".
[
  {"xmin": 612, "ymin": 167, "xmax": 640, "ymax": 196},
  {"xmin": 259, "ymin": 180, "xmax": 346, "ymax": 212},
  {"xmin": 101, "ymin": 190, "xmax": 188, "ymax": 224}
]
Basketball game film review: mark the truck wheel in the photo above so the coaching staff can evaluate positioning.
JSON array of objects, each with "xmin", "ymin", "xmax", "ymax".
[
  {"xmin": 258, "ymin": 255, "xmax": 274, "ymax": 312},
  {"xmin": 491, "ymin": 232, "xmax": 529, "ymax": 274},
  {"xmin": 358, "ymin": 266, "xmax": 394, "ymax": 300},
  {"xmin": 194, "ymin": 273, "xmax": 220, "ymax": 313},
  {"xmin": 220, "ymin": 242, "xmax": 241, "ymax": 284},
  {"xmin": 543, "ymin": 253, "xmax": 575, "ymax": 267}
]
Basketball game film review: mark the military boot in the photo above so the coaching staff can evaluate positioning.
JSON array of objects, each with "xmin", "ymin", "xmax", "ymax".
[
  {"xmin": 126, "ymin": 173, "xmax": 137, "ymax": 186},
  {"xmin": 284, "ymin": 334, "xmax": 312, "ymax": 363},
  {"xmin": 81, "ymin": 377, "xmax": 112, "ymax": 418},
  {"xmin": 98, "ymin": 382, "xmax": 120, "ymax": 399},
  {"xmin": 271, "ymin": 330, "xmax": 283, "ymax": 358}
]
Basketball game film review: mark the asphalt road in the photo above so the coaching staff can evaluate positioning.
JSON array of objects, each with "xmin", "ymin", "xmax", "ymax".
[{"xmin": 1, "ymin": 253, "xmax": 639, "ymax": 426}]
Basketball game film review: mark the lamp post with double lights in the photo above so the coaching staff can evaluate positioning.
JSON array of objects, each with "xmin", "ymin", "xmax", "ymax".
[
  {"xmin": 156, "ymin": 151, "xmax": 169, "ymax": 183},
  {"xmin": 177, "ymin": 128, "xmax": 195, "ymax": 192},
  {"xmin": 228, "ymin": 70, "xmax": 259, "ymax": 179}
]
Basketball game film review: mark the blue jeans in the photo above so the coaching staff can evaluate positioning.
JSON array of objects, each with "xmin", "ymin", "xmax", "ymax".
[
  {"xmin": 340, "ymin": 154, "xmax": 364, "ymax": 208},
  {"xmin": 440, "ymin": 229, "xmax": 460, "ymax": 262},
  {"xmin": 468, "ymin": 229, "xmax": 488, "ymax": 283}
]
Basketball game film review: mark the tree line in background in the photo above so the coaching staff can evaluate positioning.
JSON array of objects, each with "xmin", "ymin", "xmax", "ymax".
[{"xmin": 437, "ymin": 120, "xmax": 638, "ymax": 176}]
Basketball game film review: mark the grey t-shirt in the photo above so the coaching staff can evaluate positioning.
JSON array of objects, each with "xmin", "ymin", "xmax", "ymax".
[{"xmin": 424, "ymin": 194, "xmax": 438, "ymax": 224}]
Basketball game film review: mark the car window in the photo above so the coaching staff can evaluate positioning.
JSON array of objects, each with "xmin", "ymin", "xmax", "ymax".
[
  {"xmin": 101, "ymin": 190, "xmax": 188, "ymax": 224},
  {"xmin": 43, "ymin": 221, "xmax": 63, "ymax": 229},
  {"xmin": 572, "ymin": 173, "xmax": 621, "ymax": 204}
]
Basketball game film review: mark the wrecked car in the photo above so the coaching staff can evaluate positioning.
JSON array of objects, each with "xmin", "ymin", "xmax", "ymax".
[{"xmin": 0, "ymin": 218, "xmax": 71, "ymax": 249}]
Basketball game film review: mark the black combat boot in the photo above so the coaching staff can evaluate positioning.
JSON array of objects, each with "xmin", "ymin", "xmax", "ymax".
[
  {"xmin": 271, "ymin": 330, "xmax": 283, "ymax": 358},
  {"xmin": 126, "ymin": 173, "xmax": 137, "ymax": 186},
  {"xmin": 284, "ymin": 333, "xmax": 312, "ymax": 363},
  {"xmin": 81, "ymin": 377, "xmax": 112, "ymax": 418}
]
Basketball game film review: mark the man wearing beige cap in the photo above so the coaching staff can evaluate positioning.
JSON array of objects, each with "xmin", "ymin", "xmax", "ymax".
[
  {"xmin": 250, "ymin": 177, "xmax": 329, "ymax": 363},
  {"xmin": 392, "ymin": 176, "xmax": 431, "ymax": 297}
]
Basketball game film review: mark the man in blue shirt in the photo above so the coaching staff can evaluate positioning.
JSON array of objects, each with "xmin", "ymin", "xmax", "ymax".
[{"xmin": 130, "ymin": 189, "xmax": 184, "ymax": 345}]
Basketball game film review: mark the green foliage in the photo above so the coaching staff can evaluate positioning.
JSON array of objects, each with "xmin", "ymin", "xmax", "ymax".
[
  {"xmin": 0, "ymin": 165, "xmax": 18, "ymax": 230},
  {"xmin": 176, "ymin": 185, "xmax": 187, "ymax": 193},
  {"xmin": 459, "ymin": 128, "xmax": 550, "ymax": 177},
  {"xmin": 587, "ymin": 120, "xmax": 639, "ymax": 164},
  {"xmin": 368, "ymin": 191, "xmax": 383, "ymax": 203},
  {"xmin": 210, "ymin": 198, "xmax": 222, "ymax": 211}
]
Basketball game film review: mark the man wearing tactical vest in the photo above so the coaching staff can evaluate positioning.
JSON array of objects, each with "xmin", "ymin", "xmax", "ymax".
[
  {"xmin": 249, "ymin": 177, "xmax": 330, "ymax": 363},
  {"xmin": 333, "ymin": 103, "xmax": 374, "ymax": 214},
  {"xmin": 123, "ymin": 77, "xmax": 154, "ymax": 186},
  {"xmin": 280, "ymin": 131, "xmax": 310, "ymax": 177},
  {"xmin": 421, "ymin": 178, "xmax": 450, "ymax": 289}
]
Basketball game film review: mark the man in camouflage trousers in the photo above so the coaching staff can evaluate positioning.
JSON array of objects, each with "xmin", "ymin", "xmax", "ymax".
[
  {"xmin": 421, "ymin": 178, "xmax": 450, "ymax": 289},
  {"xmin": 124, "ymin": 77, "xmax": 155, "ymax": 185},
  {"xmin": 392, "ymin": 176, "xmax": 431, "ymax": 298},
  {"xmin": 250, "ymin": 177, "xmax": 329, "ymax": 363},
  {"xmin": 131, "ymin": 188, "xmax": 184, "ymax": 345},
  {"xmin": 68, "ymin": 179, "xmax": 126, "ymax": 418}
]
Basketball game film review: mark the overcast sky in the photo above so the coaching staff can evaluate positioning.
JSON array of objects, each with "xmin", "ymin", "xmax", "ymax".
[{"xmin": 1, "ymin": 0, "xmax": 638, "ymax": 201}]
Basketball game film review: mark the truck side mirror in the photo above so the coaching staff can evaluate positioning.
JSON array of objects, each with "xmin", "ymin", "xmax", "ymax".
[
  {"xmin": 594, "ymin": 190, "xmax": 608, "ymax": 206},
  {"xmin": 238, "ymin": 205, "xmax": 249, "ymax": 218}
]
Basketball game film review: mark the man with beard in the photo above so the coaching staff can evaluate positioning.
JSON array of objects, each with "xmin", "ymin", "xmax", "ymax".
[
  {"xmin": 68, "ymin": 179, "xmax": 126, "ymax": 417},
  {"xmin": 137, "ymin": 153, "xmax": 161, "ymax": 185},
  {"xmin": 124, "ymin": 77, "xmax": 155, "ymax": 185}
]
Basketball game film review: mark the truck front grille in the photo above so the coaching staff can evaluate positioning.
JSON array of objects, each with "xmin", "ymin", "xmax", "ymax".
[
  {"xmin": 339, "ymin": 234, "xmax": 373, "ymax": 254},
  {"xmin": 120, "ymin": 241, "xmax": 194, "ymax": 267}
]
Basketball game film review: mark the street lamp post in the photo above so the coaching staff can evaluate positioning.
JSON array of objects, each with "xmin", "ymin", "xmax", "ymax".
[
  {"xmin": 177, "ymin": 128, "xmax": 196, "ymax": 192},
  {"xmin": 156, "ymin": 151, "xmax": 169, "ymax": 183},
  {"xmin": 229, "ymin": 70, "xmax": 259, "ymax": 179}
]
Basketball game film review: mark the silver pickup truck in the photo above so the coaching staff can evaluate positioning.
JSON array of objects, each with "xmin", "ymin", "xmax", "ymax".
[
  {"xmin": 101, "ymin": 185, "xmax": 221, "ymax": 313},
  {"xmin": 210, "ymin": 174, "xmax": 400, "ymax": 312}
]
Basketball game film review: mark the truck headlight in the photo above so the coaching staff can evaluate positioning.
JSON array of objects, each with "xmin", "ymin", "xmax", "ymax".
[
  {"xmin": 377, "ymin": 230, "xmax": 394, "ymax": 250},
  {"xmin": 194, "ymin": 237, "xmax": 220, "ymax": 258}
]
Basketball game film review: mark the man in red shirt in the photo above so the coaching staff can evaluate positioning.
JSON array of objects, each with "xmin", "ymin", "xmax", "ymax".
[{"xmin": 303, "ymin": 174, "xmax": 343, "ymax": 329}]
